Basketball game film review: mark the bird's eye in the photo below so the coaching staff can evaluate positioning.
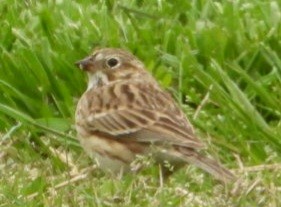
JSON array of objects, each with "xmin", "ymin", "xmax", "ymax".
[{"xmin": 106, "ymin": 58, "xmax": 119, "ymax": 68}]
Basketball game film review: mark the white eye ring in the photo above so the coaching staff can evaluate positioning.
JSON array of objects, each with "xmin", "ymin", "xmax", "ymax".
[{"xmin": 106, "ymin": 57, "xmax": 120, "ymax": 68}]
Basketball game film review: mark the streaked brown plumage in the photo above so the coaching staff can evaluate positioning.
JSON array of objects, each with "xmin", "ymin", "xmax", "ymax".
[{"xmin": 75, "ymin": 48, "xmax": 234, "ymax": 182}]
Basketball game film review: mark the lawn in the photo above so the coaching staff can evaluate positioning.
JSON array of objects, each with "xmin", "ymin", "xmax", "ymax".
[{"xmin": 0, "ymin": 0, "xmax": 280, "ymax": 206}]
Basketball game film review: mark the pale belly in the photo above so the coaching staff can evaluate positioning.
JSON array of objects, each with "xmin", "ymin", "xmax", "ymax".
[{"xmin": 78, "ymin": 135, "xmax": 136, "ymax": 173}]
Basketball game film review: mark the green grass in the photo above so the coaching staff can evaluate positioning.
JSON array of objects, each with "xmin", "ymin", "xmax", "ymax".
[{"xmin": 0, "ymin": 0, "xmax": 281, "ymax": 206}]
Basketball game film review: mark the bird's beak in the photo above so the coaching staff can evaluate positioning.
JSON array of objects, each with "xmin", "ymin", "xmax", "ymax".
[{"xmin": 75, "ymin": 56, "xmax": 92, "ymax": 71}]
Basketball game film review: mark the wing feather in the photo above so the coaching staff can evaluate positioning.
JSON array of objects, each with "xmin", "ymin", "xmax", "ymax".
[{"xmin": 79, "ymin": 81, "xmax": 204, "ymax": 149}]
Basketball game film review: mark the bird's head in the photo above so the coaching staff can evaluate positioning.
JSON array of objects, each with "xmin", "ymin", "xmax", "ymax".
[{"xmin": 75, "ymin": 48, "xmax": 146, "ymax": 89}]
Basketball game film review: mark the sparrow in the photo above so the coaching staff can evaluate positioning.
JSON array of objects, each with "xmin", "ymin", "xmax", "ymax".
[{"xmin": 75, "ymin": 48, "xmax": 234, "ymax": 183}]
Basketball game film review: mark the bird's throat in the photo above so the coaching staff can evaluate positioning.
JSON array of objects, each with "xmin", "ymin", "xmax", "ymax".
[{"xmin": 87, "ymin": 71, "xmax": 109, "ymax": 90}]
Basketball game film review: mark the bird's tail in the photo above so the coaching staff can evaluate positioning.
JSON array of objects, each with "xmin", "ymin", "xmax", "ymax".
[{"xmin": 175, "ymin": 147, "xmax": 235, "ymax": 183}]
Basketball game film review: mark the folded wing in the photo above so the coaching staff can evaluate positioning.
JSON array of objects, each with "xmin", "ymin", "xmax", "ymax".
[{"xmin": 81, "ymin": 81, "xmax": 204, "ymax": 149}]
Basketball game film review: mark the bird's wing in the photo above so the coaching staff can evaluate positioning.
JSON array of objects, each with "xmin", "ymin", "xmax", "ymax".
[{"xmin": 80, "ymin": 81, "xmax": 204, "ymax": 149}]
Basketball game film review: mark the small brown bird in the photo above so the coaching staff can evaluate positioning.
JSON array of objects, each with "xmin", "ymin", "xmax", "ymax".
[{"xmin": 75, "ymin": 48, "xmax": 234, "ymax": 183}]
